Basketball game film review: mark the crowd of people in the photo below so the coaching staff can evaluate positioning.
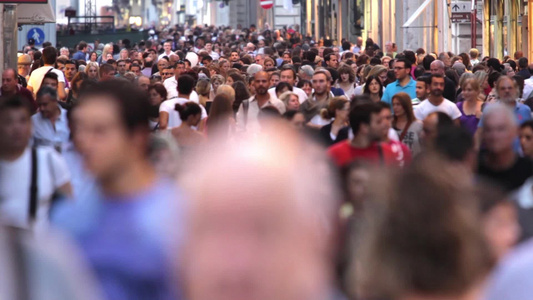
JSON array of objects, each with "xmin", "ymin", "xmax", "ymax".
[{"xmin": 2, "ymin": 23, "xmax": 533, "ymax": 299}]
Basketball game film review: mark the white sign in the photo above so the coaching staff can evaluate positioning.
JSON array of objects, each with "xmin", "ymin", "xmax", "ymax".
[{"xmin": 451, "ymin": 1, "xmax": 482, "ymax": 16}]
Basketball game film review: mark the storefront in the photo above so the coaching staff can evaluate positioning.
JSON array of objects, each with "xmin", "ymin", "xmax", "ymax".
[{"xmin": 483, "ymin": 0, "xmax": 528, "ymax": 59}]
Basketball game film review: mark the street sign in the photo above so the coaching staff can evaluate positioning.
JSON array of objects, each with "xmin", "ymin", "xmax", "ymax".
[
  {"xmin": 451, "ymin": 12, "xmax": 471, "ymax": 22},
  {"xmin": 27, "ymin": 27, "xmax": 45, "ymax": 45},
  {"xmin": 260, "ymin": 0, "xmax": 273, "ymax": 9},
  {"xmin": 450, "ymin": 1, "xmax": 482, "ymax": 23}
]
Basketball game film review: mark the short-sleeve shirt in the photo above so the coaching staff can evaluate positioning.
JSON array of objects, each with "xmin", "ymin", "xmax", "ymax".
[
  {"xmin": 159, "ymin": 97, "xmax": 208, "ymax": 129},
  {"xmin": 327, "ymin": 140, "xmax": 400, "ymax": 168},
  {"xmin": 0, "ymin": 147, "xmax": 70, "ymax": 230},
  {"xmin": 414, "ymin": 98, "xmax": 462, "ymax": 120},
  {"xmin": 28, "ymin": 66, "xmax": 66, "ymax": 96},
  {"xmin": 381, "ymin": 78, "xmax": 417, "ymax": 106}
]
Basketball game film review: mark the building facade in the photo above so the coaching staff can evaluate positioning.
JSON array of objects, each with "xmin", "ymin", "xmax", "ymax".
[{"xmin": 301, "ymin": 0, "xmax": 533, "ymax": 60}]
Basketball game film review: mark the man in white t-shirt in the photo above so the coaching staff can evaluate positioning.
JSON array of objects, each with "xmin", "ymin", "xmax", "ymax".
[
  {"xmin": 268, "ymin": 65, "xmax": 308, "ymax": 103},
  {"xmin": 27, "ymin": 46, "xmax": 67, "ymax": 101},
  {"xmin": 159, "ymin": 74, "xmax": 207, "ymax": 130},
  {"xmin": 158, "ymin": 41, "xmax": 176, "ymax": 61},
  {"xmin": 0, "ymin": 97, "xmax": 71, "ymax": 230},
  {"xmin": 414, "ymin": 74, "xmax": 461, "ymax": 123},
  {"xmin": 163, "ymin": 61, "xmax": 198, "ymax": 102}
]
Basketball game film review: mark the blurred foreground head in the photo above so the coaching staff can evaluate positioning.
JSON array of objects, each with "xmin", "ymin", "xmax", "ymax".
[
  {"xmin": 179, "ymin": 125, "xmax": 340, "ymax": 300},
  {"xmin": 354, "ymin": 155, "xmax": 494, "ymax": 300}
]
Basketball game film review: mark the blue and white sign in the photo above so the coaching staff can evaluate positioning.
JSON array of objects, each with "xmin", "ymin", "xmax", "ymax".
[{"xmin": 27, "ymin": 27, "xmax": 45, "ymax": 45}]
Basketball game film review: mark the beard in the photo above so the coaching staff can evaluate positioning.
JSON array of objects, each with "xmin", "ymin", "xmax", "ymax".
[{"xmin": 431, "ymin": 90, "xmax": 443, "ymax": 97}]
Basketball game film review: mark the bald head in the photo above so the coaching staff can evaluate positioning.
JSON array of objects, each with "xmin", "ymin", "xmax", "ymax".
[
  {"xmin": 179, "ymin": 129, "xmax": 338, "ymax": 300},
  {"xmin": 482, "ymin": 104, "xmax": 518, "ymax": 153},
  {"xmin": 2, "ymin": 69, "xmax": 18, "ymax": 93},
  {"xmin": 430, "ymin": 60, "xmax": 445, "ymax": 75}
]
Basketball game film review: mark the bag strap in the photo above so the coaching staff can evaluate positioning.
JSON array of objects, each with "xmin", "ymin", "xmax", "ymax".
[
  {"xmin": 399, "ymin": 121, "xmax": 412, "ymax": 142},
  {"xmin": 377, "ymin": 143, "xmax": 385, "ymax": 166},
  {"xmin": 242, "ymin": 99, "xmax": 249, "ymax": 128},
  {"xmin": 28, "ymin": 148, "xmax": 38, "ymax": 224}
]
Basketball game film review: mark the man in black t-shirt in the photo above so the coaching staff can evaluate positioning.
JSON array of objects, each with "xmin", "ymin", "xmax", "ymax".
[{"xmin": 478, "ymin": 104, "xmax": 533, "ymax": 192}]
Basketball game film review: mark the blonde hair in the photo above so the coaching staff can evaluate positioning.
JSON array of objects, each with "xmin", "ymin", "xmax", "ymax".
[
  {"xmin": 216, "ymin": 84, "xmax": 235, "ymax": 103},
  {"xmin": 279, "ymin": 91, "xmax": 299, "ymax": 108},
  {"xmin": 367, "ymin": 65, "xmax": 388, "ymax": 79}
]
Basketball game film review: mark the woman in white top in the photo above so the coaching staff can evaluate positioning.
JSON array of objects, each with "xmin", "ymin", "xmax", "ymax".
[{"xmin": 335, "ymin": 65, "xmax": 357, "ymax": 100}]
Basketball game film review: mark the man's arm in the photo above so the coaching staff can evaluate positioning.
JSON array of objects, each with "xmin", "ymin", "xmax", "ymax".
[
  {"xmin": 159, "ymin": 111, "xmax": 169, "ymax": 130},
  {"xmin": 57, "ymin": 82, "xmax": 67, "ymax": 101}
]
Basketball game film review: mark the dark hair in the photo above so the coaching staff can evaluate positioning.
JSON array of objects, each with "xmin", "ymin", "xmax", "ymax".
[
  {"xmin": 130, "ymin": 63, "xmax": 141, "ymax": 70},
  {"xmin": 228, "ymin": 72, "xmax": 244, "ymax": 83},
  {"xmin": 363, "ymin": 75, "xmax": 384, "ymax": 98},
  {"xmin": 148, "ymin": 83, "xmax": 168, "ymax": 101},
  {"xmin": 395, "ymin": 58, "xmax": 412, "ymax": 70},
  {"xmin": 414, "ymin": 66, "xmax": 426, "ymax": 78},
  {"xmin": 429, "ymin": 73, "xmax": 445, "ymax": 85},
  {"xmin": 280, "ymin": 65, "xmax": 297, "ymax": 79},
  {"xmin": 175, "ymin": 101, "xmax": 202, "ymax": 121},
  {"xmin": 42, "ymin": 46, "xmax": 57, "ymax": 65},
  {"xmin": 177, "ymin": 74, "xmax": 195, "ymax": 95},
  {"xmin": 518, "ymin": 57, "xmax": 529, "ymax": 69},
  {"xmin": 435, "ymin": 126, "xmax": 474, "ymax": 162},
  {"xmin": 325, "ymin": 53, "xmax": 337, "ymax": 63},
  {"xmin": 487, "ymin": 72, "xmax": 502, "ymax": 88},
  {"xmin": 403, "ymin": 50, "xmax": 416, "ymax": 65},
  {"xmin": 521, "ymin": 120, "xmax": 533, "ymax": 131},
  {"xmin": 36, "ymin": 85, "xmax": 58, "ymax": 100},
  {"xmin": 422, "ymin": 55, "xmax": 435, "ymax": 70},
  {"xmin": 77, "ymin": 79, "xmax": 151, "ymax": 134},
  {"xmin": 512, "ymin": 75, "xmax": 525, "ymax": 98},
  {"xmin": 275, "ymin": 81, "xmax": 293, "ymax": 94},
  {"xmin": 283, "ymin": 109, "xmax": 302, "ymax": 121},
  {"xmin": 297, "ymin": 79, "xmax": 311, "ymax": 89},
  {"xmin": 78, "ymin": 41, "xmax": 88, "ymax": 51},
  {"xmin": 232, "ymin": 81, "xmax": 251, "ymax": 113},
  {"xmin": 99, "ymin": 63, "xmax": 115, "ymax": 77},
  {"xmin": 43, "ymin": 72, "xmax": 58, "ymax": 83},
  {"xmin": 70, "ymin": 72, "xmax": 89, "ymax": 94},
  {"xmin": 349, "ymin": 102, "xmax": 382, "ymax": 135},
  {"xmin": 0, "ymin": 95, "xmax": 31, "ymax": 115}
]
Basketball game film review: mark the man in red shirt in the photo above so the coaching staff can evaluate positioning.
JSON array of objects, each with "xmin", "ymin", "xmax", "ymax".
[
  {"xmin": 328, "ymin": 102, "xmax": 399, "ymax": 167},
  {"xmin": 376, "ymin": 102, "xmax": 412, "ymax": 167}
]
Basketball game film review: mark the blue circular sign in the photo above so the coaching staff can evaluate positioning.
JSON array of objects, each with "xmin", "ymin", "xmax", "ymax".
[{"xmin": 27, "ymin": 28, "xmax": 45, "ymax": 45}]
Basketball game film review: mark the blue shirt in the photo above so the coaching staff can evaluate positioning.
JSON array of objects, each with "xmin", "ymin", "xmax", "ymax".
[
  {"xmin": 381, "ymin": 78, "xmax": 417, "ymax": 106},
  {"xmin": 72, "ymin": 51, "xmax": 86, "ymax": 61},
  {"xmin": 53, "ymin": 179, "xmax": 184, "ymax": 300}
]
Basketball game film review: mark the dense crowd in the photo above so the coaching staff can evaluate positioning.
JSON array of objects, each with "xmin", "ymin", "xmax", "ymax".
[{"xmin": 2, "ymin": 23, "xmax": 533, "ymax": 299}]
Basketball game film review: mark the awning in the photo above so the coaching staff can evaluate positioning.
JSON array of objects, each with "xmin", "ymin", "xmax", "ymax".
[
  {"xmin": 402, "ymin": 0, "xmax": 434, "ymax": 27},
  {"xmin": 17, "ymin": 2, "xmax": 56, "ymax": 24}
]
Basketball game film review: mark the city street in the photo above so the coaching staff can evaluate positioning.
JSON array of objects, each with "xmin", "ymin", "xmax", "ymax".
[{"xmin": 0, "ymin": 0, "xmax": 533, "ymax": 299}]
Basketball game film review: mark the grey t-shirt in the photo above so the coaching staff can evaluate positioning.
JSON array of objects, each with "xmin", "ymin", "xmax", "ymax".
[{"xmin": 395, "ymin": 120, "xmax": 423, "ymax": 156}]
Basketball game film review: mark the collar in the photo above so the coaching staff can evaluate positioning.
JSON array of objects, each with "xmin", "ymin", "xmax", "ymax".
[
  {"xmin": 395, "ymin": 77, "xmax": 415, "ymax": 87},
  {"xmin": 250, "ymin": 94, "xmax": 272, "ymax": 105}
]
